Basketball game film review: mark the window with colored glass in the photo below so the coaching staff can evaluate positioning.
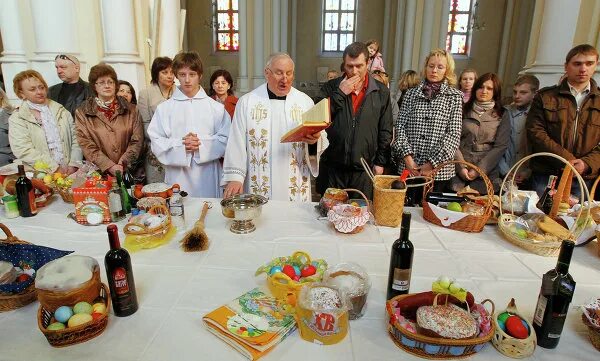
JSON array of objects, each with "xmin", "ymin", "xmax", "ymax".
[
  {"xmin": 322, "ymin": 0, "xmax": 357, "ymax": 52},
  {"xmin": 446, "ymin": 0, "xmax": 473, "ymax": 55},
  {"xmin": 214, "ymin": 0, "xmax": 239, "ymax": 52}
]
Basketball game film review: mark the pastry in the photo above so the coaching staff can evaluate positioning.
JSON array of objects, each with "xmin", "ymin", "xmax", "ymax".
[
  {"xmin": 0, "ymin": 261, "xmax": 17, "ymax": 285},
  {"xmin": 457, "ymin": 185, "xmax": 479, "ymax": 197},
  {"xmin": 35, "ymin": 255, "xmax": 99, "ymax": 291},
  {"xmin": 324, "ymin": 263, "xmax": 371, "ymax": 320},
  {"xmin": 537, "ymin": 215, "xmax": 572, "ymax": 240},
  {"xmin": 323, "ymin": 188, "xmax": 349, "ymax": 202},
  {"xmin": 416, "ymin": 304, "xmax": 478, "ymax": 339}
]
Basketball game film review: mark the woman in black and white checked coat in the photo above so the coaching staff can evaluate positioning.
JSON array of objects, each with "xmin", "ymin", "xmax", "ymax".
[{"xmin": 391, "ymin": 49, "xmax": 463, "ymax": 191}]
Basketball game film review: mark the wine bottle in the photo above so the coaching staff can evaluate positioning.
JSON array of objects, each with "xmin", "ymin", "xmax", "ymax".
[
  {"xmin": 536, "ymin": 175, "xmax": 557, "ymax": 214},
  {"xmin": 115, "ymin": 170, "xmax": 131, "ymax": 214},
  {"xmin": 425, "ymin": 192, "xmax": 469, "ymax": 205},
  {"xmin": 121, "ymin": 161, "xmax": 137, "ymax": 208},
  {"xmin": 105, "ymin": 224, "xmax": 138, "ymax": 317},
  {"xmin": 533, "ymin": 240, "xmax": 576, "ymax": 348},
  {"xmin": 15, "ymin": 165, "xmax": 37, "ymax": 217},
  {"xmin": 108, "ymin": 179, "xmax": 126, "ymax": 221},
  {"xmin": 386, "ymin": 212, "xmax": 414, "ymax": 300},
  {"xmin": 168, "ymin": 184, "xmax": 185, "ymax": 228}
]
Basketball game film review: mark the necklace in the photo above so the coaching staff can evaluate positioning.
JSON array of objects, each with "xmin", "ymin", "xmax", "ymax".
[{"xmin": 159, "ymin": 85, "xmax": 173, "ymax": 100}]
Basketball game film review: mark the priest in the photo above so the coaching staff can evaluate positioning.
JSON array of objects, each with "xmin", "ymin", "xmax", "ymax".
[
  {"xmin": 148, "ymin": 51, "xmax": 230, "ymax": 197},
  {"xmin": 222, "ymin": 53, "xmax": 328, "ymax": 201}
]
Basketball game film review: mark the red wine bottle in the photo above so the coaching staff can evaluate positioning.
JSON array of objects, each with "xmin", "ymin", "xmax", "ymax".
[
  {"xmin": 533, "ymin": 240, "xmax": 576, "ymax": 348},
  {"xmin": 386, "ymin": 212, "xmax": 414, "ymax": 300},
  {"xmin": 105, "ymin": 224, "xmax": 138, "ymax": 316},
  {"xmin": 536, "ymin": 175, "xmax": 557, "ymax": 214},
  {"xmin": 15, "ymin": 165, "xmax": 37, "ymax": 217}
]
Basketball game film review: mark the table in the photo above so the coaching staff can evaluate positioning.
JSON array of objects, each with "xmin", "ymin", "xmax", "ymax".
[{"xmin": 0, "ymin": 198, "xmax": 599, "ymax": 361}]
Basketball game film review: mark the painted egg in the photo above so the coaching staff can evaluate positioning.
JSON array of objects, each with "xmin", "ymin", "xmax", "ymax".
[
  {"xmin": 91, "ymin": 312, "xmax": 104, "ymax": 321},
  {"xmin": 67, "ymin": 313, "xmax": 93, "ymax": 328},
  {"xmin": 293, "ymin": 275, "xmax": 300, "ymax": 282},
  {"xmin": 92, "ymin": 303, "xmax": 107, "ymax": 314},
  {"xmin": 497, "ymin": 319, "xmax": 506, "ymax": 333},
  {"xmin": 301, "ymin": 265, "xmax": 317, "ymax": 277},
  {"xmin": 47, "ymin": 322, "xmax": 66, "ymax": 331},
  {"xmin": 520, "ymin": 319, "xmax": 530, "ymax": 333},
  {"xmin": 292, "ymin": 266, "xmax": 301, "ymax": 276},
  {"xmin": 282, "ymin": 265, "xmax": 296, "ymax": 279},
  {"xmin": 73, "ymin": 301, "xmax": 93, "ymax": 315},
  {"xmin": 497, "ymin": 312, "xmax": 511, "ymax": 323},
  {"xmin": 268, "ymin": 266, "xmax": 282, "ymax": 275},
  {"xmin": 54, "ymin": 306, "xmax": 73, "ymax": 323},
  {"xmin": 506, "ymin": 315, "xmax": 529, "ymax": 339}
]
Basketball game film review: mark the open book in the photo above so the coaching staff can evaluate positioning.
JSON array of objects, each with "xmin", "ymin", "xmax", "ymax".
[
  {"xmin": 202, "ymin": 288, "xmax": 297, "ymax": 360},
  {"xmin": 280, "ymin": 98, "xmax": 331, "ymax": 143}
]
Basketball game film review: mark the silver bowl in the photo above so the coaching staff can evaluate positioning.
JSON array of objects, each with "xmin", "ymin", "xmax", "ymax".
[{"xmin": 220, "ymin": 194, "xmax": 268, "ymax": 234}]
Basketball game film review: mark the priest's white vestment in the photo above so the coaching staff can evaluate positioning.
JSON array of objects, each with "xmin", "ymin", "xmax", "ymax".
[
  {"xmin": 222, "ymin": 83, "xmax": 328, "ymax": 201},
  {"xmin": 148, "ymin": 87, "xmax": 230, "ymax": 197}
]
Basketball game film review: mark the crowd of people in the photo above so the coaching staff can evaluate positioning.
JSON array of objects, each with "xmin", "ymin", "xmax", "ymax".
[{"xmin": 0, "ymin": 41, "xmax": 598, "ymax": 202}]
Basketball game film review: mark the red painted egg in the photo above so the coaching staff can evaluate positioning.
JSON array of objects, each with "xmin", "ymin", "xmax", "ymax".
[
  {"xmin": 282, "ymin": 265, "xmax": 296, "ymax": 279},
  {"xmin": 301, "ymin": 265, "xmax": 317, "ymax": 278},
  {"xmin": 91, "ymin": 312, "xmax": 104, "ymax": 321},
  {"xmin": 292, "ymin": 275, "xmax": 300, "ymax": 282},
  {"xmin": 506, "ymin": 315, "xmax": 529, "ymax": 339},
  {"xmin": 16, "ymin": 274, "xmax": 30, "ymax": 283}
]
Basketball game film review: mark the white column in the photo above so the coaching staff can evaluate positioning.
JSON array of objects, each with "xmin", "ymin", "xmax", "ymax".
[
  {"xmin": 0, "ymin": 0, "xmax": 29, "ymax": 102},
  {"xmin": 419, "ymin": 0, "xmax": 435, "ymax": 65},
  {"xmin": 391, "ymin": 0, "xmax": 406, "ymax": 91},
  {"xmin": 438, "ymin": 0, "xmax": 451, "ymax": 49},
  {"xmin": 252, "ymin": 0, "xmax": 265, "ymax": 88},
  {"xmin": 279, "ymin": 0, "xmax": 288, "ymax": 53},
  {"xmin": 99, "ymin": 0, "xmax": 146, "ymax": 93},
  {"xmin": 521, "ymin": 0, "xmax": 582, "ymax": 87},
  {"xmin": 401, "ymin": 0, "xmax": 416, "ymax": 72},
  {"xmin": 237, "ymin": 0, "xmax": 249, "ymax": 94},
  {"xmin": 271, "ymin": 0, "xmax": 280, "ymax": 53},
  {"xmin": 157, "ymin": 0, "xmax": 181, "ymax": 58},
  {"xmin": 29, "ymin": 0, "xmax": 81, "ymax": 86}
]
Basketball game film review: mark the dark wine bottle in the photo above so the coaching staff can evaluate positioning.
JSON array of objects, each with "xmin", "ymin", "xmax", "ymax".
[
  {"xmin": 115, "ymin": 170, "xmax": 131, "ymax": 214},
  {"xmin": 536, "ymin": 175, "xmax": 557, "ymax": 214},
  {"xmin": 105, "ymin": 224, "xmax": 138, "ymax": 317},
  {"xmin": 425, "ymin": 192, "xmax": 469, "ymax": 205},
  {"xmin": 386, "ymin": 212, "xmax": 414, "ymax": 300},
  {"xmin": 533, "ymin": 240, "xmax": 576, "ymax": 348},
  {"xmin": 15, "ymin": 165, "xmax": 37, "ymax": 217},
  {"xmin": 121, "ymin": 161, "xmax": 137, "ymax": 208}
]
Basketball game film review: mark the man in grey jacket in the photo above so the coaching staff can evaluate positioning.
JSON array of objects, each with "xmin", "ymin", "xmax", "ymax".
[{"xmin": 48, "ymin": 54, "xmax": 93, "ymax": 115}]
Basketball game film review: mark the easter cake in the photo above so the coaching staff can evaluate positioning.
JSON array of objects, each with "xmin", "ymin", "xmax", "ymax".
[
  {"xmin": 0, "ymin": 261, "xmax": 17, "ymax": 285},
  {"xmin": 323, "ymin": 262, "xmax": 371, "ymax": 320},
  {"xmin": 416, "ymin": 303, "xmax": 478, "ymax": 339}
]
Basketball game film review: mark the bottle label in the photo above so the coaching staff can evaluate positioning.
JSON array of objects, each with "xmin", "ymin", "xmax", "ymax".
[
  {"xmin": 392, "ymin": 268, "xmax": 411, "ymax": 291},
  {"xmin": 533, "ymin": 294, "xmax": 547, "ymax": 327},
  {"xmin": 170, "ymin": 205, "xmax": 184, "ymax": 217},
  {"xmin": 109, "ymin": 192, "xmax": 123, "ymax": 212},
  {"xmin": 113, "ymin": 267, "xmax": 130, "ymax": 295}
]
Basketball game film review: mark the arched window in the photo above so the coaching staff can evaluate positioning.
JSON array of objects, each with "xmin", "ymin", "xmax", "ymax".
[
  {"xmin": 446, "ymin": 0, "xmax": 474, "ymax": 55},
  {"xmin": 322, "ymin": 0, "xmax": 357, "ymax": 52},
  {"xmin": 214, "ymin": 0, "xmax": 239, "ymax": 52}
]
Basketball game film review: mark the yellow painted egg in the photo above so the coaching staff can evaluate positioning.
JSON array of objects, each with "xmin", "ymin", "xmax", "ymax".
[
  {"xmin": 92, "ymin": 303, "xmax": 107, "ymax": 314},
  {"xmin": 67, "ymin": 313, "xmax": 93, "ymax": 328}
]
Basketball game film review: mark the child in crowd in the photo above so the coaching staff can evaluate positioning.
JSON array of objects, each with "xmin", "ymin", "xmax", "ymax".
[
  {"xmin": 326, "ymin": 70, "xmax": 339, "ymax": 80},
  {"xmin": 366, "ymin": 40, "xmax": 385, "ymax": 73},
  {"xmin": 498, "ymin": 74, "xmax": 540, "ymax": 184},
  {"xmin": 458, "ymin": 68, "xmax": 477, "ymax": 103}
]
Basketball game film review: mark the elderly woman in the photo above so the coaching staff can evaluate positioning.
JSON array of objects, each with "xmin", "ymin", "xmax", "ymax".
[
  {"xmin": 75, "ymin": 63, "xmax": 144, "ymax": 176},
  {"xmin": 138, "ymin": 57, "xmax": 175, "ymax": 183},
  {"xmin": 391, "ymin": 49, "xmax": 463, "ymax": 193},
  {"xmin": 8, "ymin": 70, "xmax": 82, "ymax": 173},
  {"xmin": 0, "ymin": 88, "xmax": 15, "ymax": 166},
  {"xmin": 451, "ymin": 72, "xmax": 509, "ymax": 194},
  {"xmin": 208, "ymin": 69, "xmax": 238, "ymax": 119}
]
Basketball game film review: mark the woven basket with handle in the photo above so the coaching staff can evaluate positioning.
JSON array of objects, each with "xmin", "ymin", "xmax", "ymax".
[
  {"xmin": 498, "ymin": 152, "xmax": 590, "ymax": 257},
  {"xmin": 422, "ymin": 159, "xmax": 493, "ymax": 232},
  {"xmin": 361, "ymin": 158, "xmax": 408, "ymax": 227},
  {"xmin": 590, "ymin": 176, "xmax": 600, "ymax": 258},
  {"xmin": 0, "ymin": 223, "xmax": 38, "ymax": 312}
]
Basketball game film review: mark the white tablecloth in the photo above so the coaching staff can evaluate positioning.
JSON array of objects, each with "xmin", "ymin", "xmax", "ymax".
[{"xmin": 0, "ymin": 198, "xmax": 599, "ymax": 361}]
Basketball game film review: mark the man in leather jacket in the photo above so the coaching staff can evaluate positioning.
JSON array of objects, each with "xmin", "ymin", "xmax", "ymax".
[{"xmin": 48, "ymin": 54, "xmax": 93, "ymax": 115}]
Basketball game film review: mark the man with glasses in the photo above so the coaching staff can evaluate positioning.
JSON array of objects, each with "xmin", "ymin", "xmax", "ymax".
[
  {"xmin": 48, "ymin": 54, "xmax": 93, "ymax": 115},
  {"xmin": 222, "ymin": 52, "xmax": 328, "ymax": 201}
]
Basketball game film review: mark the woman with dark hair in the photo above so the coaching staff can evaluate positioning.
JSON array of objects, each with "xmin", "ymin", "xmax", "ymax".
[
  {"xmin": 117, "ymin": 80, "xmax": 137, "ymax": 104},
  {"xmin": 451, "ymin": 72, "xmax": 509, "ymax": 194},
  {"xmin": 138, "ymin": 56, "xmax": 175, "ymax": 182},
  {"xmin": 208, "ymin": 69, "xmax": 238, "ymax": 118},
  {"xmin": 0, "ymin": 88, "xmax": 15, "ymax": 166},
  {"xmin": 75, "ymin": 63, "xmax": 144, "ymax": 176}
]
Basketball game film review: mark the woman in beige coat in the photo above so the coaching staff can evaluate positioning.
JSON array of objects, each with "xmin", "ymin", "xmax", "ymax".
[{"xmin": 9, "ymin": 70, "xmax": 82, "ymax": 174}]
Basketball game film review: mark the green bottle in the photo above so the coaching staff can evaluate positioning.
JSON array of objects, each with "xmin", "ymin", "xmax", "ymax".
[{"xmin": 115, "ymin": 170, "xmax": 131, "ymax": 214}]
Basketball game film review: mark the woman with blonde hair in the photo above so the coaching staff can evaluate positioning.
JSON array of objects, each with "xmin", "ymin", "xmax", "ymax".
[
  {"xmin": 392, "ymin": 70, "xmax": 420, "ymax": 111},
  {"xmin": 391, "ymin": 49, "xmax": 463, "ymax": 193},
  {"xmin": 458, "ymin": 68, "xmax": 477, "ymax": 103},
  {"xmin": 8, "ymin": 70, "xmax": 82, "ymax": 173},
  {"xmin": 0, "ymin": 88, "xmax": 15, "ymax": 166}
]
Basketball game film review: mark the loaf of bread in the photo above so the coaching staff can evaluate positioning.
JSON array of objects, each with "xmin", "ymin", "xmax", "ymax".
[
  {"xmin": 416, "ymin": 304, "xmax": 478, "ymax": 339},
  {"xmin": 0, "ymin": 261, "xmax": 16, "ymax": 285}
]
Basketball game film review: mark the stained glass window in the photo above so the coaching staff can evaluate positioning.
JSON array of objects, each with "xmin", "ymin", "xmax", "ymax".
[
  {"xmin": 214, "ymin": 0, "xmax": 239, "ymax": 52},
  {"xmin": 322, "ymin": 0, "xmax": 356, "ymax": 52},
  {"xmin": 447, "ymin": 0, "xmax": 473, "ymax": 55}
]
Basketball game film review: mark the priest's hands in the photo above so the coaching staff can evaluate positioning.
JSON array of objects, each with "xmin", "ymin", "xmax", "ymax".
[
  {"xmin": 300, "ymin": 131, "xmax": 321, "ymax": 145},
  {"xmin": 183, "ymin": 133, "xmax": 201, "ymax": 152},
  {"xmin": 224, "ymin": 181, "xmax": 243, "ymax": 199},
  {"xmin": 339, "ymin": 74, "xmax": 363, "ymax": 95}
]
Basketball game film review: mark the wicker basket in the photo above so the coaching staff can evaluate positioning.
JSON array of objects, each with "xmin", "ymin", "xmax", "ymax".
[
  {"xmin": 38, "ymin": 283, "xmax": 110, "ymax": 347},
  {"xmin": 589, "ymin": 176, "xmax": 600, "ymax": 258},
  {"xmin": 422, "ymin": 160, "xmax": 493, "ymax": 233},
  {"xmin": 491, "ymin": 298, "xmax": 536, "ymax": 358},
  {"xmin": 0, "ymin": 223, "xmax": 38, "ymax": 312},
  {"xmin": 387, "ymin": 294, "xmax": 496, "ymax": 359},
  {"xmin": 582, "ymin": 313, "xmax": 600, "ymax": 352},
  {"xmin": 55, "ymin": 187, "xmax": 74, "ymax": 203},
  {"xmin": 361, "ymin": 158, "xmax": 407, "ymax": 227},
  {"xmin": 36, "ymin": 268, "xmax": 102, "ymax": 313},
  {"xmin": 498, "ymin": 153, "xmax": 590, "ymax": 257},
  {"xmin": 123, "ymin": 205, "xmax": 171, "ymax": 236},
  {"xmin": 327, "ymin": 188, "xmax": 371, "ymax": 234}
]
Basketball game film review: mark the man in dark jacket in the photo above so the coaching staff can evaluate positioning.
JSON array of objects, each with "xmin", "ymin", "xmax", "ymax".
[
  {"xmin": 48, "ymin": 54, "xmax": 94, "ymax": 115},
  {"xmin": 526, "ymin": 44, "xmax": 600, "ymax": 197},
  {"xmin": 315, "ymin": 42, "xmax": 393, "ymax": 199}
]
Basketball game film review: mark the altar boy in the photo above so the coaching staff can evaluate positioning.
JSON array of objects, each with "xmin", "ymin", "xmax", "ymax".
[{"xmin": 148, "ymin": 51, "xmax": 230, "ymax": 197}]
